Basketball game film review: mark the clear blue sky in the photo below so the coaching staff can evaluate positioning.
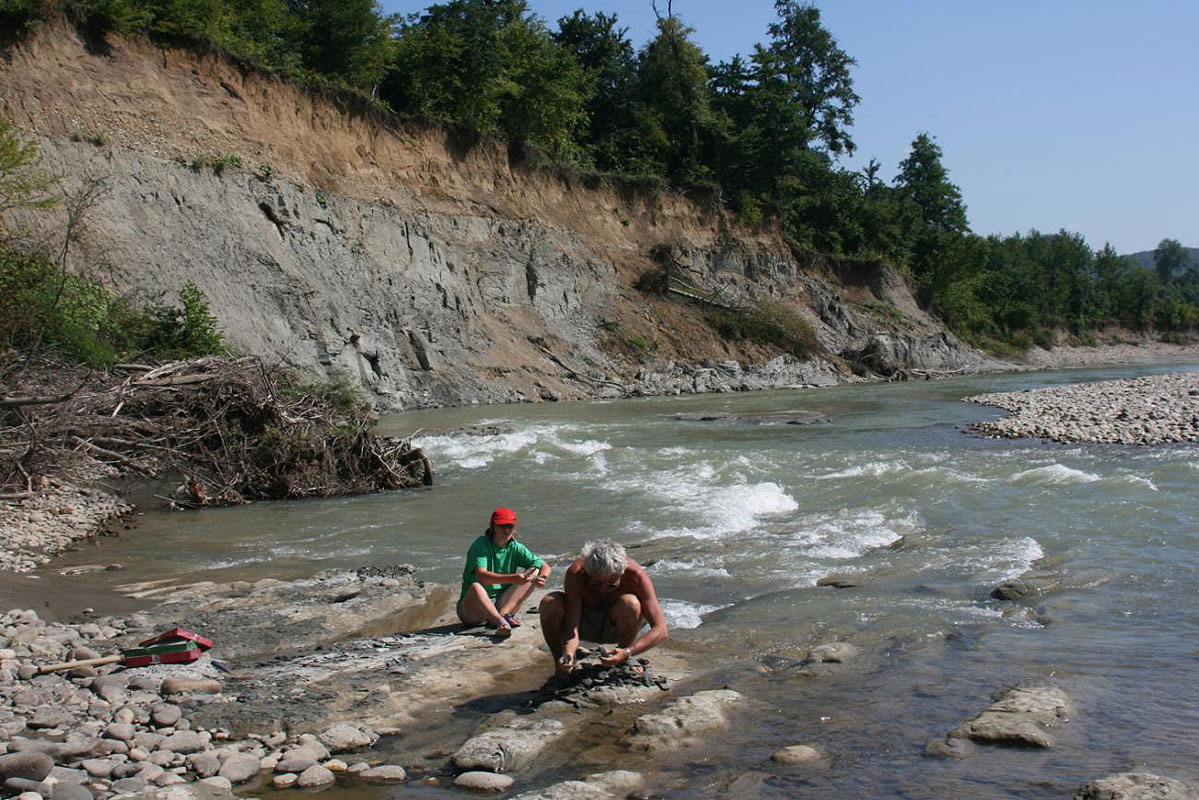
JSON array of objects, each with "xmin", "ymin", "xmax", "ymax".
[{"xmin": 380, "ymin": 1, "xmax": 1198, "ymax": 255}]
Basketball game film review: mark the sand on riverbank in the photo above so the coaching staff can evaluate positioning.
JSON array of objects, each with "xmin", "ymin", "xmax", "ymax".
[{"xmin": 967, "ymin": 370, "xmax": 1199, "ymax": 444}]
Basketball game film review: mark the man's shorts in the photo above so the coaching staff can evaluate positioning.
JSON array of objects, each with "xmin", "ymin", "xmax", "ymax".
[{"xmin": 579, "ymin": 604, "xmax": 619, "ymax": 644}]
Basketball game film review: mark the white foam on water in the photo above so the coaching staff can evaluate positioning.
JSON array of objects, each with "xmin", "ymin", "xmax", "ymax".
[
  {"xmin": 960, "ymin": 536, "xmax": 1045, "ymax": 582},
  {"xmin": 1010, "ymin": 464, "xmax": 1101, "ymax": 485},
  {"xmin": 912, "ymin": 466, "xmax": 989, "ymax": 485},
  {"xmin": 648, "ymin": 559, "xmax": 732, "ymax": 579},
  {"xmin": 817, "ymin": 460, "xmax": 908, "ymax": 480},
  {"xmin": 1113, "ymin": 474, "xmax": 1158, "ymax": 491},
  {"xmin": 558, "ymin": 438, "xmax": 612, "ymax": 457},
  {"xmin": 418, "ymin": 424, "xmax": 615, "ymax": 474},
  {"xmin": 890, "ymin": 597, "xmax": 1005, "ymax": 621},
  {"xmin": 791, "ymin": 509, "xmax": 914, "ymax": 560},
  {"xmin": 418, "ymin": 426, "xmax": 543, "ymax": 469},
  {"xmin": 203, "ymin": 553, "xmax": 274, "ymax": 569},
  {"xmin": 611, "ymin": 460, "xmax": 798, "ymax": 539},
  {"xmin": 659, "ymin": 598, "xmax": 728, "ymax": 629}
]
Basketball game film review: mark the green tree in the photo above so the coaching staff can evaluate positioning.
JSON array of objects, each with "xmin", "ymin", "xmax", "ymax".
[
  {"xmin": 1153, "ymin": 237, "xmax": 1190, "ymax": 283},
  {"xmin": 553, "ymin": 10, "xmax": 638, "ymax": 170},
  {"xmin": 286, "ymin": 0, "xmax": 394, "ymax": 90},
  {"xmin": 634, "ymin": 13, "xmax": 715, "ymax": 182},
  {"xmin": 752, "ymin": 0, "xmax": 858, "ymax": 158},
  {"xmin": 384, "ymin": 0, "xmax": 588, "ymax": 156},
  {"xmin": 894, "ymin": 132, "xmax": 968, "ymax": 235}
]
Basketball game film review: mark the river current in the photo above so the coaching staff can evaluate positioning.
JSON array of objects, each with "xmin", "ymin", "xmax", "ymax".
[{"xmin": 52, "ymin": 363, "xmax": 1199, "ymax": 797}]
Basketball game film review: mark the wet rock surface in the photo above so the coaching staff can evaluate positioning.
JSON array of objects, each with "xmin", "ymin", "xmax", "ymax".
[
  {"xmin": 668, "ymin": 409, "xmax": 831, "ymax": 425},
  {"xmin": 1074, "ymin": 771, "xmax": 1198, "ymax": 800},
  {"xmin": 990, "ymin": 567, "xmax": 1110, "ymax": 602},
  {"xmin": 621, "ymin": 689, "xmax": 743, "ymax": 753},
  {"xmin": 947, "ymin": 686, "xmax": 1071, "ymax": 748},
  {"xmin": 967, "ymin": 371, "xmax": 1199, "ymax": 444}
]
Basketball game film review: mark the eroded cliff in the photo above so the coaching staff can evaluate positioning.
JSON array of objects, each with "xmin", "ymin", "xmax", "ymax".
[{"xmin": 0, "ymin": 21, "xmax": 992, "ymax": 409}]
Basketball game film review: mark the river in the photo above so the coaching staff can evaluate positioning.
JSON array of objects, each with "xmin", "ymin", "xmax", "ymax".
[{"xmin": 50, "ymin": 363, "xmax": 1199, "ymax": 797}]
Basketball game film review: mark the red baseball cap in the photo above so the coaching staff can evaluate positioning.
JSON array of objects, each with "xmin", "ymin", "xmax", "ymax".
[{"xmin": 491, "ymin": 507, "xmax": 517, "ymax": 526}]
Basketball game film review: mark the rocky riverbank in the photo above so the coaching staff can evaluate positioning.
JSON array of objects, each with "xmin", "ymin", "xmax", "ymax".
[
  {"xmin": 2, "ymin": 562, "xmax": 1197, "ymax": 800},
  {"xmin": 0, "ymin": 486, "xmax": 132, "ymax": 576},
  {"xmin": 966, "ymin": 370, "xmax": 1199, "ymax": 444}
]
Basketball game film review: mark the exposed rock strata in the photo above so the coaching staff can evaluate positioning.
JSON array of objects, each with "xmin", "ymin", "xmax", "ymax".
[{"xmin": 0, "ymin": 23, "xmax": 993, "ymax": 412}]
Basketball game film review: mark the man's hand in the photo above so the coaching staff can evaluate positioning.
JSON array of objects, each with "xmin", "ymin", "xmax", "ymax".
[
  {"xmin": 515, "ymin": 569, "xmax": 536, "ymax": 585},
  {"xmin": 534, "ymin": 570, "xmax": 548, "ymax": 587},
  {"xmin": 556, "ymin": 652, "xmax": 577, "ymax": 676},
  {"xmin": 599, "ymin": 647, "xmax": 631, "ymax": 667}
]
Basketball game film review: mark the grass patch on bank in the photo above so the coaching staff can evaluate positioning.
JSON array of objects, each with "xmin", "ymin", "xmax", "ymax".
[{"xmin": 707, "ymin": 296, "xmax": 824, "ymax": 360}]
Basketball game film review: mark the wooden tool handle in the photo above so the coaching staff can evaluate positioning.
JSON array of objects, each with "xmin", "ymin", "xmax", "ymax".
[{"xmin": 37, "ymin": 654, "xmax": 122, "ymax": 674}]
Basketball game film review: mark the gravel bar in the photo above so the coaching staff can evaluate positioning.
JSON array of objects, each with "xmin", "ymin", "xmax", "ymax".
[{"xmin": 966, "ymin": 371, "xmax": 1199, "ymax": 445}]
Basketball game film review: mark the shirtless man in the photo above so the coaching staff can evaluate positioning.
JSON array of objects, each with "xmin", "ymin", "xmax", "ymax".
[{"xmin": 538, "ymin": 539, "xmax": 669, "ymax": 673}]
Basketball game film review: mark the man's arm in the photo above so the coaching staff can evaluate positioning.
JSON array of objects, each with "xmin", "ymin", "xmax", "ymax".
[
  {"xmin": 558, "ymin": 570, "xmax": 584, "ymax": 669},
  {"xmin": 602, "ymin": 570, "xmax": 669, "ymax": 666}
]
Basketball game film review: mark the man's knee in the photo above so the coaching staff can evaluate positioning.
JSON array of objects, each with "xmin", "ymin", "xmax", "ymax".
[
  {"xmin": 539, "ymin": 591, "xmax": 565, "ymax": 618},
  {"xmin": 611, "ymin": 592, "xmax": 641, "ymax": 620}
]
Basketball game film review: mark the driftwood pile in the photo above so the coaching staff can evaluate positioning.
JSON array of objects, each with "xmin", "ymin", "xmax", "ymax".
[{"xmin": 0, "ymin": 356, "xmax": 432, "ymax": 504}]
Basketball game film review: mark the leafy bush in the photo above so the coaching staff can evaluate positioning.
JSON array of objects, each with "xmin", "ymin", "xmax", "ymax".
[
  {"xmin": 142, "ymin": 280, "xmax": 226, "ymax": 358},
  {"xmin": 0, "ymin": 250, "xmax": 226, "ymax": 366}
]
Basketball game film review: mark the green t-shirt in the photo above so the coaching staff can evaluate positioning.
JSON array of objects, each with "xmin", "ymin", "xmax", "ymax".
[{"xmin": 460, "ymin": 534, "xmax": 544, "ymax": 601}]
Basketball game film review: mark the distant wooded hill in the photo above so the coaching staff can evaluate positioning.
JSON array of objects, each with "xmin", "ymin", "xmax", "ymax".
[{"xmin": 1124, "ymin": 247, "xmax": 1199, "ymax": 275}]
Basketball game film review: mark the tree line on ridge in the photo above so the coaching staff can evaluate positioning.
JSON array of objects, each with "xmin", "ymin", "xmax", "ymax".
[{"xmin": 3, "ymin": 0, "xmax": 1196, "ymax": 353}]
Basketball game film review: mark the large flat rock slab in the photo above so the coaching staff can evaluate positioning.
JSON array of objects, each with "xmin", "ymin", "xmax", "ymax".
[
  {"xmin": 621, "ymin": 689, "xmax": 743, "ymax": 753},
  {"xmin": 452, "ymin": 715, "xmax": 566, "ymax": 773},
  {"xmin": 125, "ymin": 565, "xmax": 444, "ymax": 661},
  {"xmin": 1074, "ymin": 771, "xmax": 1198, "ymax": 800},
  {"xmin": 948, "ymin": 686, "xmax": 1071, "ymax": 748}
]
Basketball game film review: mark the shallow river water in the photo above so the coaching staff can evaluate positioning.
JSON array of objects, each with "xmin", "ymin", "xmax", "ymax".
[{"xmin": 53, "ymin": 363, "xmax": 1199, "ymax": 798}]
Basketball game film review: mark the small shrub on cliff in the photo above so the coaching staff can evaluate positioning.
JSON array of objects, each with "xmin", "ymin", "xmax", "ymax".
[
  {"xmin": 708, "ymin": 296, "xmax": 824, "ymax": 361},
  {"xmin": 187, "ymin": 152, "xmax": 241, "ymax": 175},
  {"xmin": 142, "ymin": 281, "xmax": 226, "ymax": 359}
]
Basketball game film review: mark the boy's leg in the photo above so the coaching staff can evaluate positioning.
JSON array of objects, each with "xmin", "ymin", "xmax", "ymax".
[{"xmin": 458, "ymin": 582, "xmax": 504, "ymax": 627}]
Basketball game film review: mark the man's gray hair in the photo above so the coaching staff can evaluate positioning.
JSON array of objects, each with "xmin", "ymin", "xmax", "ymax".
[{"xmin": 581, "ymin": 539, "xmax": 627, "ymax": 579}]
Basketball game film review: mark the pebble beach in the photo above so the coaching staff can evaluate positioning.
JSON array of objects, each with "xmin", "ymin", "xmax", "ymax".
[{"xmin": 967, "ymin": 370, "xmax": 1199, "ymax": 445}]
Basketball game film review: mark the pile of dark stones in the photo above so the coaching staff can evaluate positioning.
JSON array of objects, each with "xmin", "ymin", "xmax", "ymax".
[{"xmin": 535, "ymin": 650, "xmax": 668, "ymax": 708}]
